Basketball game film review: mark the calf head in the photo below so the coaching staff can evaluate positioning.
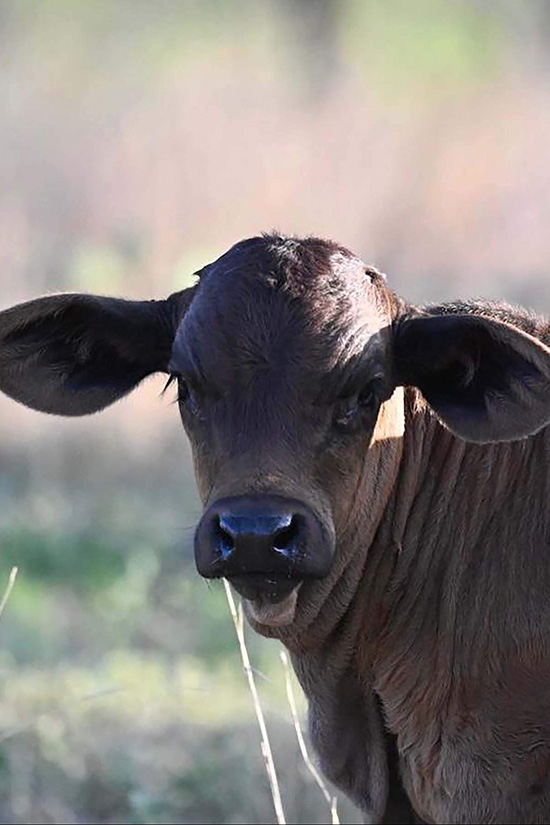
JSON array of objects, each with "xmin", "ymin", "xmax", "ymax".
[
  {"xmin": 169, "ymin": 237, "xmax": 400, "ymax": 626},
  {"xmin": 2, "ymin": 234, "xmax": 550, "ymax": 629}
]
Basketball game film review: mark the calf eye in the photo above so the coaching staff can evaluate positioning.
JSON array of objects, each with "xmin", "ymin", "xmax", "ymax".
[
  {"xmin": 177, "ymin": 376, "xmax": 200, "ymax": 416},
  {"xmin": 165, "ymin": 373, "xmax": 200, "ymax": 417},
  {"xmin": 333, "ymin": 386, "xmax": 377, "ymax": 432}
]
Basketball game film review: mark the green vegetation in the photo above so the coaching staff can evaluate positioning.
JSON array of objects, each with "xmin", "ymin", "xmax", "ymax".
[{"xmin": 0, "ymin": 527, "xmax": 360, "ymax": 824}]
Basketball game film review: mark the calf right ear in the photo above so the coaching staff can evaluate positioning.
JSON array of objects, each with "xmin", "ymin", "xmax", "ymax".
[{"xmin": 0, "ymin": 288, "xmax": 194, "ymax": 416}]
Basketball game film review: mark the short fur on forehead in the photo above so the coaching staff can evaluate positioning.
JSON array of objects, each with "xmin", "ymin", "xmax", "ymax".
[
  {"xmin": 184, "ymin": 234, "xmax": 389, "ymax": 357},
  {"xmin": 199, "ymin": 233, "xmax": 383, "ymax": 298},
  {"xmin": 174, "ymin": 234, "xmax": 390, "ymax": 396}
]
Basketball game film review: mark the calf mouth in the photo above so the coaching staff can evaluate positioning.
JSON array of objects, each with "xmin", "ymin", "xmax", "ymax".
[
  {"xmin": 228, "ymin": 572, "xmax": 298, "ymax": 603},
  {"xmin": 229, "ymin": 574, "xmax": 302, "ymax": 628}
]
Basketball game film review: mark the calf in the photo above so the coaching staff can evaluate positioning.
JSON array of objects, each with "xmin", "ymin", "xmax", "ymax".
[{"xmin": 2, "ymin": 234, "xmax": 550, "ymax": 823}]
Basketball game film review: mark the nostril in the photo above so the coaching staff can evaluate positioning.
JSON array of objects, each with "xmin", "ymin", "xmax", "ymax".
[
  {"xmin": 215, "ymin": 516, "xmax": 235, "ymax": 559},
  {"xmin": 213, "ymin": 511, "xmax": 303, "ymax": 562},
  {"xmin": 273, "ymin": 515, "xmax": 300, "ymax": 554}
]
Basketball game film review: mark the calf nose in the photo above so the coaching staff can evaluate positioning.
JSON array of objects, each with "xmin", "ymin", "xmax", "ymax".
[
  {"xmin": 216, "ymin": 512, "xmax": 299, "ymax": 561},
  {"xmin": 194, "ymin": 494, "xmax": 332, "ymax": 580}
]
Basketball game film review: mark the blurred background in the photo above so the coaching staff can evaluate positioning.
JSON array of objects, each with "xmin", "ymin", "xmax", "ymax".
[{"xmin": 0, "ymin": 1, "xmax": 549, "ymax": 822}]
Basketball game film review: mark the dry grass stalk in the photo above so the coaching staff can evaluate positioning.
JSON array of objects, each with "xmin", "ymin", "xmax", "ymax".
[
  {"xmin": 0, "ymin": 566, "xmax": 18, "ymax": 619},
  {"xmin": 223, "ymin": 579, "xmax": 286, "ymax": 825},
  {"xmin": 280, "ymin": 650, "xmax": 340, "ymax": 825}
]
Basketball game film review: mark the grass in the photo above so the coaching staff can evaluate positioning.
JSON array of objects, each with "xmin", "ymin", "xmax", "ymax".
[{"xmin": 0, "ymin": 532, "xmax": 361, "ymax": 824}]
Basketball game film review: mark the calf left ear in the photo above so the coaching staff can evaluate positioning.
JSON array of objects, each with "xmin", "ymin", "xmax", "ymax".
[
  {"xmin": 0, "ymin": 289, "xmax": 193, "ymax": 416},
  {"xmin": 393, "ymin": 311, "xmax": 550, "ymax": 443}
]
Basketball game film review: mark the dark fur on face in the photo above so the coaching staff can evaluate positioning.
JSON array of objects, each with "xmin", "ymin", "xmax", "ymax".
[
  {"xmin": 170, "ymin": 235, "xmax": 396, "ymax": 516},
  {"xmin": 172, "ymin": 233, "xmax": 391, "ymax": 385}
]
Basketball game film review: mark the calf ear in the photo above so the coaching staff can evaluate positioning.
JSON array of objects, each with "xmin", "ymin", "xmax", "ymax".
[
  {"xmin": 0, "ymin": 289, "xmax": 193, "ymax": 416},
  {"xmin": 393, "ymin": 312, "xmax": 550, "ymax": 443}
]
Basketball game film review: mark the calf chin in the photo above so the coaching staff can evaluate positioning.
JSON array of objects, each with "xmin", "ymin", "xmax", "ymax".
[{"xmin": 242, "ymin": 585, "xmax": 301, "ymax": 628}]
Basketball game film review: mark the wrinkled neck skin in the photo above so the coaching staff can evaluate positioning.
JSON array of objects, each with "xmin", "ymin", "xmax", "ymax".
[
  {"xmin": 247, "ymin": 389, "xmax": 550, "ymax": 823},
  {"xmin": 369, "ymin": 397, "xmax": 550, "ymax": 823}
]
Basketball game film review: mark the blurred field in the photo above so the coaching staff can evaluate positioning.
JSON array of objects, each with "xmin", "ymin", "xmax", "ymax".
[{"xmin": 1, "ymin": 1, "xmax": 550, "ymax": 822}]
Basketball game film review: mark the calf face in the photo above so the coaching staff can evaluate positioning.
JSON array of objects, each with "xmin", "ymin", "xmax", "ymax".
[
  {"xmin": 170, "ymin": 237, "xmax": 397, "ymax": 623},
  {"xmin": 2, "ymin": 234, "xmax": 550, "ymax": 628}
]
